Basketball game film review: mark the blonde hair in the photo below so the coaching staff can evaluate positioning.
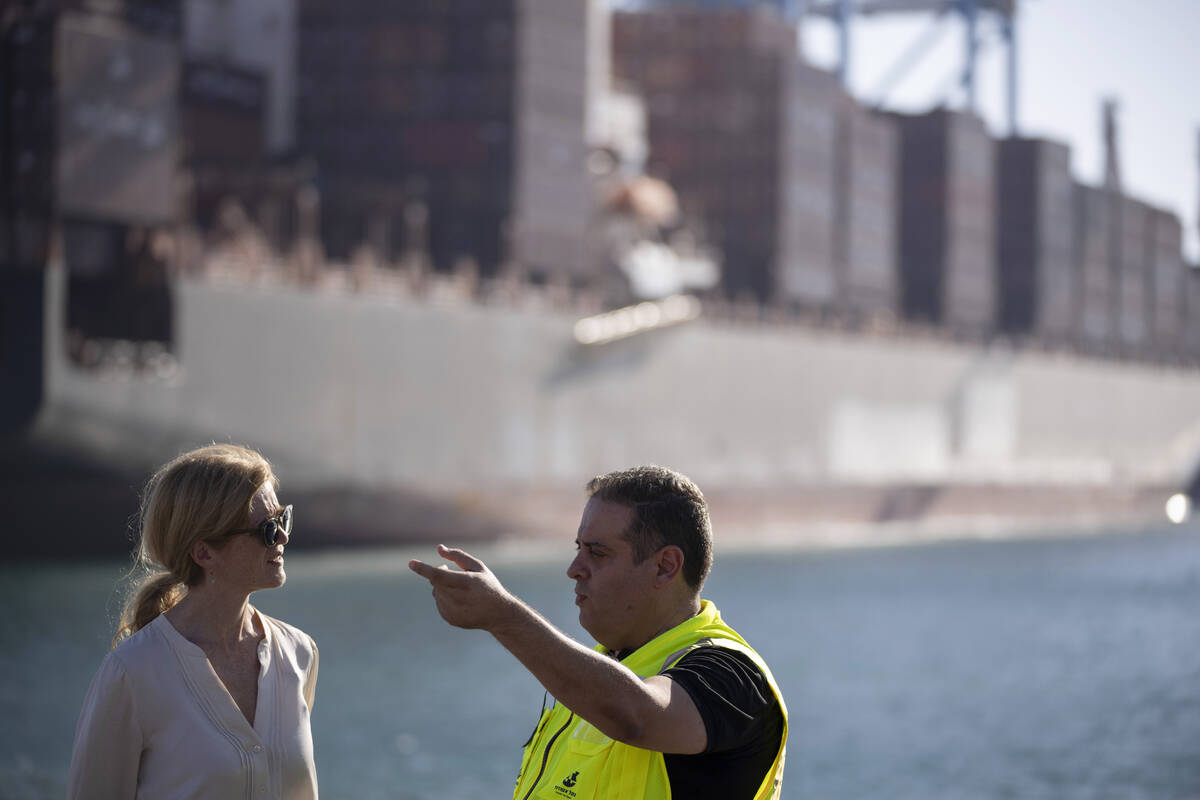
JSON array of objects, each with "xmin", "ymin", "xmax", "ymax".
[{"xmin": 113, "ymin": 444, "xmax": 276, "ymax": 646}]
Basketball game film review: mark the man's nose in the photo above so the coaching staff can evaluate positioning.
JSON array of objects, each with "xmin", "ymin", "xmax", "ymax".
[{"xmin": 567, "ymin": 552, "xmax": 586, "ymax": 580}]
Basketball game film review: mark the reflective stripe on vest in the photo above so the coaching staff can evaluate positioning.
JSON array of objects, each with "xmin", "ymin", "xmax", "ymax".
[{"xmin": 512, "ymin": 600, "xmax": 788, "ymax": 800}]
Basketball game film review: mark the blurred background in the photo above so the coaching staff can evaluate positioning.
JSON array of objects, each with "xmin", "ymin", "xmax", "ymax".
[{"xmin": 2, "ymin": 0, "xmax": 1200, "ymax": 797}]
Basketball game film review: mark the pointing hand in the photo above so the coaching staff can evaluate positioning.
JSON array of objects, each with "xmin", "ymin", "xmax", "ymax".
[{"xmin": 409, "ymin": 544, "xmax": 518, "ymax": 631}]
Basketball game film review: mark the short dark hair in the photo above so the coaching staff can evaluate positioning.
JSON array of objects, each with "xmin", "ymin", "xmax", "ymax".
[{"xmin": 585, "ymin": 465, "xmax": 713, "ymax": 589}]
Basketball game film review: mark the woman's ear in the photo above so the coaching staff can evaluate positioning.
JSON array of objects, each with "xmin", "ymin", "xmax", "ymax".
[
  {"xmin": 190, "ymin": 540, "xmax": 216, "ymax": 570},
  {"xmin": 654, "ymin": 545, "xmax": 685, "ymax": 588}
]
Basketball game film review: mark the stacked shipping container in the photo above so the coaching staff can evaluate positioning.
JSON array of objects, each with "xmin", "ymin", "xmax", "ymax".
[
  {"xmin": 4, "ymin": 3, "xmax": 183, "ymax": 265},
  {"xmin": 182, "ymin": 62, "xmax": 264, "ymax": 164},
  {"xmin": 1116, "ymin": 197, "xmax": 1151, "ymax": 352},
  {"xmin": 996, "ymin": 138, "xmax": 1075, "ymax": 341},
  {"xmin": 511, "ymin": 0, "xmax": 591, "ymax": 276},
  {"xmin": 1067, "ymin": 185, "xmax": 1190, "ymax": 357},
  {"xmin": 837, "ymin": 98, "xmax": 898, "ymax": 319},
  {"xmin": 614, "ymin": 7, "xmax": 898, "ymax": 312},
  {"xmin": 295, "ymin": 0, "xmax": 589, "ymax": 276},
  {"xmin": 298, "ymin": 0, "xmax": 510, "ymax": 265},
  {"xmin": 0, "ymin": 10, "xmax": 56, "ymax": 433},
  {"xmin": 1149, "ymin": 208, "xmax": 1185, "ymax": 352},
  {"xmin": 183, "ymin": 0, "xmax": 297, "ymax": 156},
  {"xmin": 613, "ymin": 7, "xmax": 1189, "ymax": 356},
  {"xmin": 5, "ymin": 0, "xmax": 1194, "ymax": 367},
  {"xmin": 776, "ymin": 61, "xmax": 839, "ymax": 308},
  {"xmin": 180, "ymin": 61, "xmax": 275, "ymax": 233},
  {"xmin": 1, "ymin": 0, "xmax": 184, "ymax": 251},
  {"xmin": 0, "ymin": 0, "xmax": 182, "ymax": 394},
  {"xmin": 893, "ymin": 109, "xmax": 996, "ymax": 332},
  {"xmin": 2, "ymin": 13, "xmax": 56, "ymax": 272},
  {"xmin": 1073, "ymin": 184, "xmax": 1116, "ymax": 347},
  {"xmin": 1185, "ymin": 268, "xmax": 1200, "ymax": 356},
  {"xmin": 613, "ymin": 6, "xmax": 796, "ymax": 303}
]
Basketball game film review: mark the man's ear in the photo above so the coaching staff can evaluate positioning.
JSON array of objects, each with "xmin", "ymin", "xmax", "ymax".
[{"xmin": 654, "ymin": 545, "xmax": 685, "ymax": 588}]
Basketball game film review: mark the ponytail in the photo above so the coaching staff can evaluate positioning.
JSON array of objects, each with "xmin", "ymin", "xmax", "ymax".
[{"xmin": 113, "ymin": 570, "xmax": 186, "ymax": 647}]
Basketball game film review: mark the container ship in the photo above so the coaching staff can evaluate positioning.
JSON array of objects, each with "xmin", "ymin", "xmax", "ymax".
[{"xmin": 3, "ymin": 0, "xmax": 1198, "ymax": 555}]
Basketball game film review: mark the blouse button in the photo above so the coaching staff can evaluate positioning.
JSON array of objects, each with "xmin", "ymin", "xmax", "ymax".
[{"xmin": 253, "ymin": 744, "xmax": 263, "ymax": 753}]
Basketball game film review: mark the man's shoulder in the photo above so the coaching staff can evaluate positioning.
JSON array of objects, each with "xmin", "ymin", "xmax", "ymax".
[
  {"xmin": 671, "ymin": 643, "xmax": 771, "ymax": 689},
  {"xmin": 665, "ymin": 642, "xmax": 782, "ymax": 746}
]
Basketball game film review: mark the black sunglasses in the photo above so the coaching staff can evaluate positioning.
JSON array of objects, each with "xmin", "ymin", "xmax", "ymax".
[{"xmin": 223, "ymin": 505, "xmax": 293, "ymax": 547}]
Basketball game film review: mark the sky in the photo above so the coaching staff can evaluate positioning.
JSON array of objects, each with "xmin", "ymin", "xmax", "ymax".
[{"xmin": 800, "ymin": 0, "xmax": 1200, "ymax": 261}]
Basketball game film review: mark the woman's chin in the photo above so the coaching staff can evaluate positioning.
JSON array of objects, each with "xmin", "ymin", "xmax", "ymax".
[{"xmin": 261, "ymin": 568, "xmax": 287, "ymax": 589}]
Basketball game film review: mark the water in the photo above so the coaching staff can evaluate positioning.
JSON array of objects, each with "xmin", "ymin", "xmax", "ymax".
[{"xmin": 4, "ymin": 526, "xmax": 1200, "ymax": 799}]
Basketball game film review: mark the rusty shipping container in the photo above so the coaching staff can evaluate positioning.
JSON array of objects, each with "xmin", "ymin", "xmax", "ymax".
[
  {"xmin": 893, "ymin": 109, "xmax": 996, "ymax": 332},
  {"xmin": 996, "ymin": 137, "xmax": 1075, "ymax": 341}
]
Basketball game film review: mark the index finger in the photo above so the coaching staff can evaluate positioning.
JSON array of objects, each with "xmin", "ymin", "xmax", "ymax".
[
  {"xmin": 408, "ymin": 561, "xmax": 463, "ymax": 585},
  {"xmin": 407, "ymin": 558, "xmax": 443, "ymax": 582}
]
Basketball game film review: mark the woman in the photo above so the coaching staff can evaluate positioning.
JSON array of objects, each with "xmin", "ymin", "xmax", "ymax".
[{"xmin": 68, "ymin": 444, "xmax": 318, "ymax": 799}]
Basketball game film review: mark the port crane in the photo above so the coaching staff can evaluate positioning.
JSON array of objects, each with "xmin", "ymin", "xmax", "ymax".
[
  {"xmin": 621, "ymin": 1, "xmax": 1017, "ymax": 129},
  {"xmin": 797, "ymin": 0, "xmax": 1018, "ymax": 134}
]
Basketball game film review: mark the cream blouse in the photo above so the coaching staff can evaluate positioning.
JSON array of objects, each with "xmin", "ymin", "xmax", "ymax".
[{"xmin": 68, "ymin": 608, "xmax": 319, "ymax": 800}]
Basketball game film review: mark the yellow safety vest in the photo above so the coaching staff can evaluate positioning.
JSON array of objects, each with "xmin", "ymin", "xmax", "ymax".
[{"xmin": 513, "ymin": 600, "xmax": 788, "ymax": 800}]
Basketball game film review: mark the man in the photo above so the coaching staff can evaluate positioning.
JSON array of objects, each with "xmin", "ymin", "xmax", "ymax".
[
  {"xmin": 409, "ymin": 465, "xmax": 787, "ymax": 800},
  {"xmin": 412, "ymin": 465, "xmax": 787, "ymax": 800}
]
